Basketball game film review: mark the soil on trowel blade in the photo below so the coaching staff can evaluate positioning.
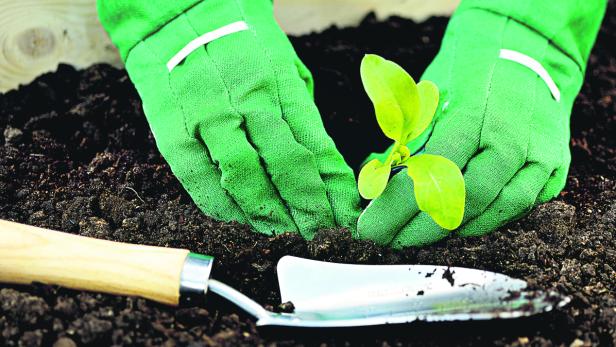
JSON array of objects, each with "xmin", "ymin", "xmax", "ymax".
[{"xmin": 1, "ymin": 7, "xmax": 615, "ymax": 347}]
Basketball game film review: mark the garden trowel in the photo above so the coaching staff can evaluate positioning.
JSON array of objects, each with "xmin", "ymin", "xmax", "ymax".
[{"xmin": 0, "ymin": 219, "xmax": 568, "ymax": 327}]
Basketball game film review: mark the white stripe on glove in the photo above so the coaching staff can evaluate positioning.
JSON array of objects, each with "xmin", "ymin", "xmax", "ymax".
[
  {"xmin": 499, "ymin": 49, "xmax": 561, "ymax": 102},
  {"xmin": 167, "ymin": 21, "xmax": 249, "ymax": 72}
]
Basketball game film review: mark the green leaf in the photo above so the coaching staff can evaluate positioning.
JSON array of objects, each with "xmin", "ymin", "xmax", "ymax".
[
  {"xmin": 360, "ymin": 54, "xmax": 419, "ymax": 142},
  {"xmin": 406, "ymin": 80, "xmax": 439, "ymax": 142},
  {"xmin": 358, "ymin": 159, "xmax": 391, "ymax": 199},
  {"xmin": 404, "ymin": 154, "xmax": 465, "ymax": 229}
]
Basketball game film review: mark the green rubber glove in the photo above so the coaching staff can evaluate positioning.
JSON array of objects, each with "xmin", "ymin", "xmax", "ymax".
[
  {"xmin": 98, "ymin": 0, "xmax": 360, "ymax": 238},
  {"xmin": 358, "ymin": 0, "xmax": 607, "ymax": 248}
]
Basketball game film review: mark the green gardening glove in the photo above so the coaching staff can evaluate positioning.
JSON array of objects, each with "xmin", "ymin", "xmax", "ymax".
[
  {"xmin": 98, "ymin": 0, "xmax": 360, "ymax": 238},
  {"xmin": 358, "ymin": 0, "xmax": 607, "ymax": 248}
]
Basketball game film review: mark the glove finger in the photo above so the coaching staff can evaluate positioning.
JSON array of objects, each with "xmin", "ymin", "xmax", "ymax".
[
  {"xmin": 198, "ymin": 123, "xmax": 297, "ymax": 235},
  {"xmin": 464, "ymin": 143, "xmax": 527, "ymax": 219},
  {"xmin": 200, "ymin": 22, "xmax": 337, "ymax": 238},
  {"xmin": 391, "ymin": 212, "xmax": 450, "ymax": 248},
  {"xmin": 254, "ymin": 51, "xmax": 362, "ymax": 232},
  {"xmin": 288, "ymin": 56, "xmax": 362, "ymax": 231},
  {"xmin": 537, "ymin": 164, "xmax": 570, "ymax": 204},
  {"xmin": 391, "ymin": 144, "xmax": 525, "ymax": 248},
  {"xmin": 166, "ymin": 28, "xmax": 298, "ymax": 235},
  {"xmin": 294, "ymin": 56, "xmax": 315, "ymax": 99},
  {"xmin": 246, "ymin": 10, "xmax": 361, "ymax": 231},
  {"xmin": 126, "ymin": 42, "xmax": 248, "ymax": 226},
  {"xmin": 357, "ymin": 170, "xmax": 420, "ymax": 244},
  {"xmin": 458, "ymin": 162, "xmax": 552, "ymax": 237},
  {"xmin": 167, "ymin": 137, "xmax": 250, "ymax": 225}
]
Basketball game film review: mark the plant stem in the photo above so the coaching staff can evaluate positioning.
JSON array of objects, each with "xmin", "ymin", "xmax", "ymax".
[{"xmin": 384, "ymin": 142, "xmax": 401, "ymax": 167}]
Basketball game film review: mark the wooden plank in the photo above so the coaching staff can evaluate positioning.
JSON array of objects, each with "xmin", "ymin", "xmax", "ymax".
[
  {"xmin": 0, "ymin": 0, "xmax": 121, "ymax": 93},
  {"xmin": 276, "ymin": 0, "xmax": 460, "ymax": 35},
  {"xmin": 0, "ymin": 0, "xmax": 459, "ymax": 93}
]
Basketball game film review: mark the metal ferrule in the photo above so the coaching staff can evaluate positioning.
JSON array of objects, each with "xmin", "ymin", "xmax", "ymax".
[{"xmin": 179, "ymin": 253, "xmax": 214, "ymax": 295}]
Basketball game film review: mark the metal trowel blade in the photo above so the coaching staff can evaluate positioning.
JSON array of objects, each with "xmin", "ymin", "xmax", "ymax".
[{"xmin": 276, "ymin": 256, "xmax": 569, "ymax": 323}]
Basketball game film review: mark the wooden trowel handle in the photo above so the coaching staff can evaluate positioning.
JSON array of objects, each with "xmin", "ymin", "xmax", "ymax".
[{"xmin": 0, "ymin": 219, "xmax": 192, "ymax": 305}]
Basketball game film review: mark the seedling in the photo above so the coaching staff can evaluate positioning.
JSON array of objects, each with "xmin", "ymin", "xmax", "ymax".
[{"xmin": 358, "ymin": 54, "xmax": 465, "ymax": 230}]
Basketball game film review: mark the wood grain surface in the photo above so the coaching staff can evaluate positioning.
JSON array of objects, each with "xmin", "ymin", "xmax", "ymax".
[
  {"xmin": 0, "ymin": 219, "xmax": 190, "ymax": 305},
  {"xmin": 0, "ymin": 0, "xmax": 459, "ymax": 92}
]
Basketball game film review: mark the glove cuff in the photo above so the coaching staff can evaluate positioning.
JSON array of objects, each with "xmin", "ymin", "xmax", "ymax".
[
  {"xmin": 456, "ymin": 0, "xmax": 607, "ymax": 73},
  {"xmin": 98, "ymin": 0, "xmax": 202, "ymax": 61},
  {"xmin": 98, "ymin": 0, "xmax": 274, "ymax": 62}
]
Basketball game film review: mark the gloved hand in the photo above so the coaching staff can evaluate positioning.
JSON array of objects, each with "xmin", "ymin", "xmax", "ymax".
[
  {"xmin": 98, "ymin": 0, "xmax": 360, "ymax": 238},
  {"xmin": 358, "ymin": 0, "xmax": 606, "ymax": 247}
]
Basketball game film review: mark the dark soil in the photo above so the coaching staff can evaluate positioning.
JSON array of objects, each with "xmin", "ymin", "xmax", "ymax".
[{"xmin": 1, "ymin": 7, "xmax": 615, "ymax": 347}]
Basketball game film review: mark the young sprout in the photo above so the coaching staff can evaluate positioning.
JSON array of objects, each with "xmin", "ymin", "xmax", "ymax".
[{"xmin": 358, "ymin": 54, "xmax": 465, "ymax": 230}]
